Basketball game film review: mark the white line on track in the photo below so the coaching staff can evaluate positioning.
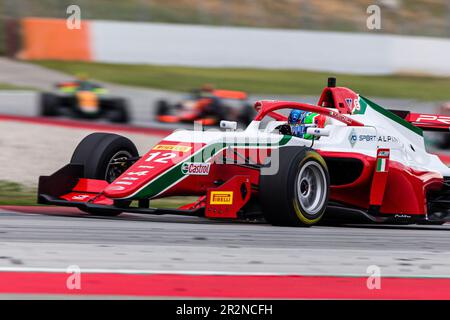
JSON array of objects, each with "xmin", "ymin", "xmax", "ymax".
[{"xmin": 0, "ymin": 266, "xmax": 450, "ymax": 279}]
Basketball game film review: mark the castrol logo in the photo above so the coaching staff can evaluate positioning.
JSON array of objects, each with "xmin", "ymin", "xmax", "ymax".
[{"xmin": 181, "ymin": 162, "xmax": 211, "ymax": 175}]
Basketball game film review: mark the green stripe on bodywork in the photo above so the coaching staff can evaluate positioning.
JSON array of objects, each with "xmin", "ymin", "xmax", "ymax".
[
  {"xmin": 133, "ymin": 135, "xmax": 292, "ymax": 199},
  {"xmin": 359, "ymin": 96, "xmax": 423, "ymax": 136}
]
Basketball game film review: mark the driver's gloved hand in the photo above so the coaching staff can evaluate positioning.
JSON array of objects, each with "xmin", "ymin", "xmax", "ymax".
[{"xmin": 277, "ymin": 124, "xmax": 292, "ymax": 135}]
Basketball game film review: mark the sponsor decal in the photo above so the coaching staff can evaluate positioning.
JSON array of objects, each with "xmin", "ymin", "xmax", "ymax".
[
  {"xmin": 153, "ymin": 144, "xmax": 192, "ymax": 152},
  {"xmin": 359, "ymin": 134, "xmax": 377, "ymax": 142},
  {"xmin": 354, "ymin": 98, "xmax": 361, "ymax": 112},
  {"xmin": 378, "ymin": 150, "xmax": 390, "ymax": 157},
  {"xmin": 415, "ymin": 114, "xmax": 450, "ymax": 125},
  {"xmin": 349, "ymin": 129, "xmax": 358, "ymax": 147},
  {"xmin": 108, "ymin": 186, "xmax": 125, "ymax": 191},
  {"xmin": 127, "ymin": 171, "xmax": 149, "ymax": 176},
  {"xmin": 348, "ymin": 132, "xmax": 399, "ymax": 148},
  {"xmin": 181, "ymin": 162, "xmax": 211, "ymax": 175},
  {"xmin": 352, "ymin": 96, "xmax": 367, "ymax": 115},
  {"xmin": 330, "ymin": 111, "xmax": 353, "ymax": 125},
  {"xmin": 394, "ymin": 214, "xmax": 412, "ymax": 219},
  {"xmin": 377, "ymin": 135, "xmax": 399, "ymax": 143},
  {"xmin": 210, "ymin": 191, "xmax": 233, "ymax": 205},
  {"xmin": 345, "ymin": 98, "xmax": 353, "ymax": 108}
]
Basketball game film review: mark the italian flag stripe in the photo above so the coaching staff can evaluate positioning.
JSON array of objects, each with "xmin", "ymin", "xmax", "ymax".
[{"xmin": 377, "ymin": 158, "xmax": 386, "ymax": 172}]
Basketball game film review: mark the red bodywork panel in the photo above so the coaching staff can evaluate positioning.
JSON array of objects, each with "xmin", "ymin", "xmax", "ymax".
[
  {"xmin": 436, "ymin": 153, "xmax": 450, "ymax": 166},
  {"xmin": 73, "ymin": 178, "xmax": 108, "ymax": 193},
  {"xmin": 205, "ymin": 175, "xmax": 251, "ymax": 219},
  {"xmin": 319, "ymin": 151, "xmax": 443, "ymax": 215},
  {"xmin": 60, "ymin": 179, "xmax": 113, "ymax": 205},
  {"xmin": 160, "ymin": 163, "xmax": 259, "ymax": 198},
  {"xmin": 369, "ymin": 149, "xmax": 390, "ymax": 206},
  {"xmin": 318, "ymin": 87, "xmax": 360, "ymax": 114}
]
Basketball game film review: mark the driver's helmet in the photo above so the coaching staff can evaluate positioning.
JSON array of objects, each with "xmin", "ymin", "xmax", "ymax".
[
  {"xmin": 198, "ymin": 83, "xmax": 215, "ymax": 98},
  {"xmin": 288, "ymin": 109, "xmax": 327, "ymax": 139}
]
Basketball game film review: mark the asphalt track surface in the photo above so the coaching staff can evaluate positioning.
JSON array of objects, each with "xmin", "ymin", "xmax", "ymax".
[{"xmin": 1, "ymin": 206, "xmax": 450, "ymax": 278}]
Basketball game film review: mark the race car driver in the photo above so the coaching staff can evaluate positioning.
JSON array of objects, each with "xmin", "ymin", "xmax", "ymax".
[{"xmin": 279, "ymin": 109, "xmax": 327, "ymax": 139}]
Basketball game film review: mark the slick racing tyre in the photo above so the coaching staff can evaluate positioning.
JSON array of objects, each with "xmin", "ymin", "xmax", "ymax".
[
  {"xmin": 259, "ymin": 147, "xmax": 330, "ymax": 227},
  {"xmin": 108, "ymin": 98, "xmax": 130, "ymax": 123},
  {"xmin": 40, "ymin": 93, "xmax": 59, "ymax": 116},
  {"xmin": 70, "ymin": 133, "xmax": 139, "ymax": 216},
  {"xmin": 156, "ymin": 100, "xmax": 170, "ymax": 116}
]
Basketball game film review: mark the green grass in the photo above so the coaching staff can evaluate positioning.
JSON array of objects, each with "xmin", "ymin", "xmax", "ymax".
[
  {"xmin": 0, "ymin": 82, "xmax": 36, "ymax": 90},
  {"xmin": 136, "ymin": 197, "xmax": 198, "ymax": 209},
  {"xmin": 34, "ymin": 60, "xmax": 450, "ymax": 101},
  {"xmin": 0, "ymin": 181, "xmax": 37, "ymax": 206},
  {"xmin": 0, "ymin": 180, "xmax": 196, "ymax": 209}
]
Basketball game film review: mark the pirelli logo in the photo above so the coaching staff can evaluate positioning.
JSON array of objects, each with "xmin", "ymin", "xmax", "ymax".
[
  {"xmin": 210, "ymin": 191, "xmax": 233, "ymax": 205},
  {"xmin": 153, "ymin": 144, "xmax": 192, "ymax": 152}
]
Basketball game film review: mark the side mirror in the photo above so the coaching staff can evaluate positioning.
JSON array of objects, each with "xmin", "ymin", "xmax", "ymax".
[
  {"xmin": 220, "ymin": 120, "xmax": 237, "ymax": 131},
  {"xmin": 306, "ymin": 127, "xmax": 330, "ymax": 137}
]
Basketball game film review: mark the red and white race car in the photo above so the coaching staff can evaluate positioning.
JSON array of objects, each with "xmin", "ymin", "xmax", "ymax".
[{"xmin": 38, "ymin": 78, "xmax": 450, "ymax": 226}]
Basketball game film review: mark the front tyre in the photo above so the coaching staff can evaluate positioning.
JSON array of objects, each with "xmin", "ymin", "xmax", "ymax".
[
  {"xmin": 156, "ymin": 100, "xmax": 170, "ymax": 116},
  {"xmin": 259, "ymin": 147, "xmax": 330, "ymax": 227},
  {"xmin": 40, "ymin": 93, "xmax": 59, "ymax": 116},
  {"xmin": 108, "ymin": 99, "xmax": 130, "ymax": 123},
  {"xmin": 70, "ymin": 133, "xmax": 139, "ymax": 216}
]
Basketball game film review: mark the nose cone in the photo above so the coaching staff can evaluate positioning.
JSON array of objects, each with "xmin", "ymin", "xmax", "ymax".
[{"xmin": 103, "ymin": 141, "xmax": 205, "ymax": 199}]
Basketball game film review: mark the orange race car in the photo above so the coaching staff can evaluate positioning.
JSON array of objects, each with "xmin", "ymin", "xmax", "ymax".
[{"xmin": 155, "ymin": 86, "xmax": 255, "ymax": 126}]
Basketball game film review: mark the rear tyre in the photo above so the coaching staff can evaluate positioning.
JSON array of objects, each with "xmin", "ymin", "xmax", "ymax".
[
  {"xmin": 156, "ymin": 100, "xmax": 170, "ymax": 116},
  {"xmin": 40, "ymin": 93, "xmax": 59, "ymax": 116},
  {"xmin": 259, "ymin": 147, "xmax": 330, "ymax": 227},
  {"xmin": 70, "ymin": 132, "xmax": 139, "ymax": 216}
]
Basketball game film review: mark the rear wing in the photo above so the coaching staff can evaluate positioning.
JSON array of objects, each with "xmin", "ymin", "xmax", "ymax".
[{"xmin": 389, "ymin": 110, "xmax": 450, "ymax": 132}]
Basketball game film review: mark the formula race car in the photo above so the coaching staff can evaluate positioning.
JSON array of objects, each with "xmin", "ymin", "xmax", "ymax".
[
  {"xmin": 155, "ymin": 87, "xmax": 255, "ymax": 126},
  {"xmin": 40, "ymin": 78, "xmax": 130, "ymax": 123},
  {"xmin": 38, "ymin": 78, "xmax": 450, "ymax": 226}
]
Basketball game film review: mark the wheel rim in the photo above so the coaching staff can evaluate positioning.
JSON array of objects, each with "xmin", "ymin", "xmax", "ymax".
[
  {"xmin": 105, "ymin": 150, "xmax": 132, "ymax": 183},
  {"xmin": 296, "ymin": 160, "xmax": 327, "ymax": 215}
]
